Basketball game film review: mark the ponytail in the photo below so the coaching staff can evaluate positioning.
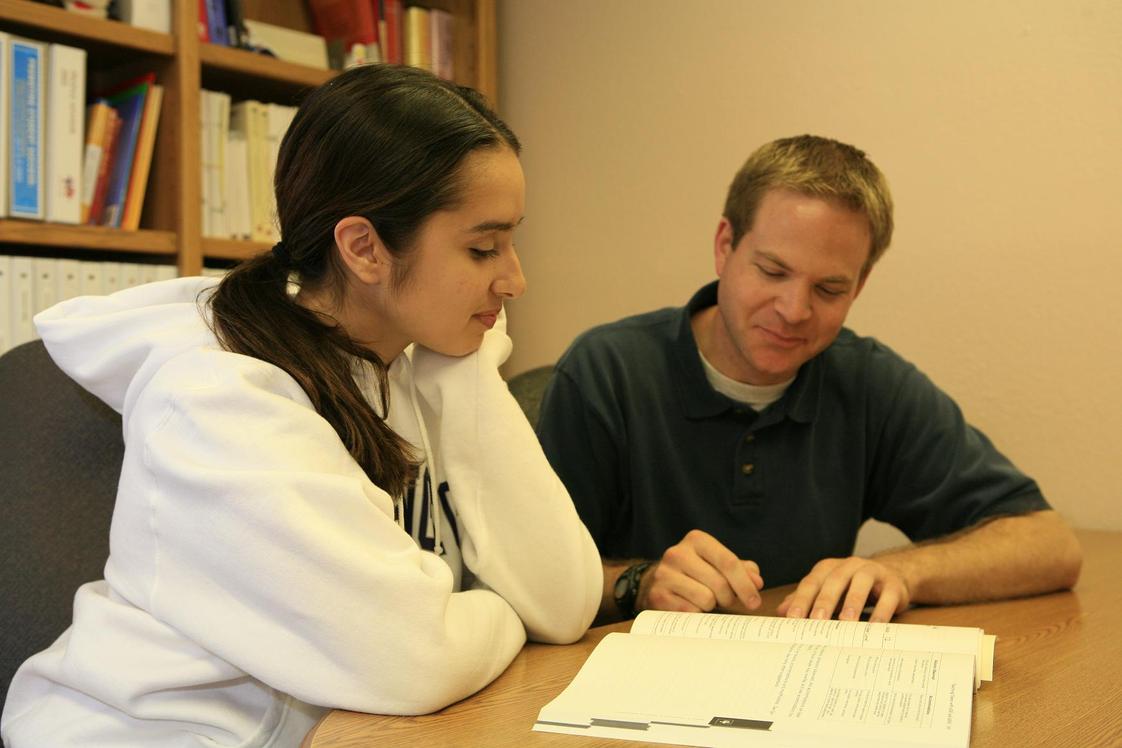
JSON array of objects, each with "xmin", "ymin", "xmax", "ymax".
[{"xmin": 209, "ymin": 252, "xmax": 417, "ymax": 498}]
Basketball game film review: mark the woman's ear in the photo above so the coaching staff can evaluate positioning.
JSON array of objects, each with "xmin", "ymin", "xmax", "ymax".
[{"xmin": 334, "ymin": 216, "xmax": 391, "ymax": 285}]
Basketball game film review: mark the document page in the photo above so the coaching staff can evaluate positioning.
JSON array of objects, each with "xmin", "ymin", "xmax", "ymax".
[
  {"xmin": 535, "ymin": 632, "xmax": 974, "ymax": 748},
  {"xmin": 633, "ymin": 610, "xmax": 992, "ymax": 686}
]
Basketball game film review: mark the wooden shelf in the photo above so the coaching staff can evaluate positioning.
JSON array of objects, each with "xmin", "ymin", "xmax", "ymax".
[
  {"xmin": 0, "ymin": 0, "xmax": 173, "ymax": 55},
  {"xmin": 203, "ymin": 237, "xmax": 270, "ymax": 262},
  {"xmin": 200, "ymin": 42, "xmax": 333, "ymax": 104},
  {"xmin": 0, "ymin": 220, "xmax": 176, "ymax": 255},
  {"xmin": 0, "ymin": 0, "xmax": 497, "ymax": 276},
  {"xmin": 200, "ymin": 43, "xmax": 334, "ymax": 88}
]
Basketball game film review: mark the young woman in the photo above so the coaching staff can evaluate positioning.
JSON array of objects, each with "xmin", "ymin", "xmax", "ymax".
[{"xmin": 1, "ymin": 65, "xmax": 601, "ymax": 747}]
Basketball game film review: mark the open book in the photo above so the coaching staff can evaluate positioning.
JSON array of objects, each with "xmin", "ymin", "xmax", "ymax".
[{"xmin": 534, "ymin": 610, "xmax": 995, "ymax": 748}]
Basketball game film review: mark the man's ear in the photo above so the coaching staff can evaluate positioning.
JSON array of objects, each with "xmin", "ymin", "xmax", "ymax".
[
  {"xmin": 714, "ymin": 217, "xmax": 736, "ymax": 277},
  {"xmin": 854, "ymin": 265, "xmax": 872, "ymax": 300},
  {"xmin": 333, "ymin": 216, "xmax": 390, "ymax": 285}
]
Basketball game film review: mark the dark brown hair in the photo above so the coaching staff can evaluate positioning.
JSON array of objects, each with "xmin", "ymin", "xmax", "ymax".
[{"xmin": 209, "ymin": 64, "xmax": 520, "ymax": 498}]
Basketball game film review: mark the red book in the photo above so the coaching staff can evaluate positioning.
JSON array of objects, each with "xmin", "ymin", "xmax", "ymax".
[
  {"xmin": 88, "ymin": 109, "xmax": 122, "ymax": 225},
  {"xmin": 197, "ymin": 0, "xmax": 209, "ymax": 41},
  {"xmin": 382, "ymin": 0, "xmax": 402, "ymax": 64},
  {"xmin": 308, "ymin": 0, "xmax": 378, "ymax": 50}
]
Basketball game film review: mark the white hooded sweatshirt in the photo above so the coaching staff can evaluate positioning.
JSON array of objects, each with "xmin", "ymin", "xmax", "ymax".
[{"xmin": 1, "ymin": 277, "xmax": 601, "ymax": 747}]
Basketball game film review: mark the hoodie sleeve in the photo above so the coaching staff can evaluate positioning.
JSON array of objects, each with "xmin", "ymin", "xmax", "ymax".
[
  {"xmin": 118, "ymin": 348, "xmax": 528, "ymax": 715},
  {"xmin": 407, "ymin": 320, "xmax": 603, "ymax": 644}
]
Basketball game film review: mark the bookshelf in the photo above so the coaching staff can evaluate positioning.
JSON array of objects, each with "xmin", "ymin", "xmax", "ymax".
[{"xmin": 0, "ymin": 0, "xmax": 498, "ymax": 276}]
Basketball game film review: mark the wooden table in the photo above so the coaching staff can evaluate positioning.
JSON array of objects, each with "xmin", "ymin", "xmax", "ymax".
[{"xmin": 303, "ymin": 530, "xmax": 1122, "ymax": 747}]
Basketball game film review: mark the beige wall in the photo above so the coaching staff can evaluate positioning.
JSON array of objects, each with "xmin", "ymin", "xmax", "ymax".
[{"xmin": 497, "ymin": 0, "xmax": 1122, "ymax": 531}]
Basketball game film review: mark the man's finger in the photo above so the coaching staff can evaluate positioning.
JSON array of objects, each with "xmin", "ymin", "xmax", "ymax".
[
  {"xmin": 839, "ymin": 571, "xmax": 876, "ymax": 621},
  {"xmin": 868, "ymin": 584, "xmax": 903, "ymax": 623},
  {"xmin": 693, "ymin": 536, "xmax": 761, "ymax": 610}
]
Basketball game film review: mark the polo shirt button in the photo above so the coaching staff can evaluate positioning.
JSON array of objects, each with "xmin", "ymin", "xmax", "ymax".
[{"xmin": 741, "ymin": 463, "xmax": 754, "ymax": 475}]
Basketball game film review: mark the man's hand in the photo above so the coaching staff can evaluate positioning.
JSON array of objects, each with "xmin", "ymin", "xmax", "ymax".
[
  {"xmin": 776, "ymin": 556, "xmax": 912, "ymax": 623},
  {"xmin": 638, "ymin": 530, "xmax": 764, "ymax": 614}
]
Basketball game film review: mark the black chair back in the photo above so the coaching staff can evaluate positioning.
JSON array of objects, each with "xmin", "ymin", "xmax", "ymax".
[
  {"xmin": 0, "ymin": 340, "xmax": 122, "ymax": 705},
  {"xmin": 507, "ymin": 364, "xmax": 554, "ymax": 428}
]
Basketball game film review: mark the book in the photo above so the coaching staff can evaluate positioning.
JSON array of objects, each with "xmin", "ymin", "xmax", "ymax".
[
  {"xmin": 224, "ymin": 129, "xmax": 250, "ymax": 240},
  {"xmin": 9, "ymin": 256, "xmax": 35, "ymax": 346},
  {"xmin": 119, "ymin": 262, "xmax": 142, "ymax": 289},
  {"xmin": 45, "ymin": 42, "xmax": 86, "ymax": 224},
  {"xmin": 79, "ymin": 101, "xmax": 111, "ymax": 223},
  {"xmin": 116, "ymin": 0, "xmax": 172, "ymax": 33},
  {"xmin": 403, "ymin": 6, "xmax": 431, "ymax": 71},
  {"xmin": 381, "ymin": 0, "xmax": 403, "ymax": 65},
  {"xmin": 200, "ymin": 89, "xmax": 230, "ymax": 238},
  {"xmin": 204, "ymin": 0, "xmax": 228, "ymax": 46},
  {"xmin": 223, "ymin": 0, "xmax": 248, "ymax": 48},
  {"xmin": 308, "ymin": 0, "xmax": 379, "ymax": 69},
  {"xmin": 100, "ymin": 73, "xmax": 156, "ymax": 228},
  {"xmin": 102, "ymin": 261, "xmax": 123, "ymax": 293},
  {"xmin": 429, "ymin": 8, "xmax": 453, "ymax": 81},
  {"xmin": 534, "ymin": 610, "xmax": 994, "ymax": 748},
  {"xmin": 230, "ymin": 98, "xmax": 273, "ymax": 242},
  {"xmin": 197, "ymin": 0, "xmax": 210, "ymax": 42},
  {"xmin": 119, "ymin": 83, "xmax": 163, "ymax": 231},
  {"xmin": 57, "ymin": 258, "xmax": 81, "ymax": 301},
  {"xmin": 87, "ymin": 107, "xmax": 121, "ymax": 225},
  {"xmin": 8, "ymin": 36, "xmax": 46, "ymax": 220},
  {"xmin": 78, "ymin": 259, "xmax": 103, "ymax": 295},
  {"xmin": 263, "ymin": 102, "xmax": 295, "ymax": 241},
  {"xmin": 242, "ymin": 19, "xmax": 329, "ymax": 70},
  {"xmin": 0, "ymin": 32, "xmax": 10, "ymax": 219},
  {"xmin": 32, "ymin": 257, "xmax": 58, "ymax": 314},
  {"xmin": 62, "ymin": 0, "xmax": 110, "ymax": 19}
]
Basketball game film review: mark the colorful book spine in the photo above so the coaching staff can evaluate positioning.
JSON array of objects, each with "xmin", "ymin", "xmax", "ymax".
[
  {"xmin": 403, "ymin": 6, "xmax": 431, "ymax": 71},
  {"xmin": 80, "ymin": 101, "xmax": 111, "ymax": 224},
  {"xmin": 8, "ymin": 37, "xmax": 46, "ymax": 220},
  {"xmin": 100, "ymin": 75, "xmax": 155, "ymax": 228},
  {"xmin": 430, "ymin": 9, "xmax": 454, "ymax": 81},
  {"xmin": 205, "ymin": 0, "xmax": 228, "ymax": 46},
  {"xmin": 87, "ymin": 107, "xmax": 121, "ymax": 225},
  {"xmin": 120, "ymin": 84, "xmax": 163, "ymax": 231},
  {"xmin": 382, "ymin": 0, "xmax": 403, "ymax": 65},
  {"xmin": 45, "ymin": 42, "xmax": 87, "ymax": 224}
]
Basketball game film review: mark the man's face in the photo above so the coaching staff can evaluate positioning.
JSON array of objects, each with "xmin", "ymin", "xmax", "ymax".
[{"xmin": 707, "ymin": 189, "xmax": 872, "ymax": 385}]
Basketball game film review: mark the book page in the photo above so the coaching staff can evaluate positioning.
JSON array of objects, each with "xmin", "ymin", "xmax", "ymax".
[
  {"xmin": 536, "ymin": 632, "xmax": 973, "ymax": 748},
  {"xmin": 633, "ymin": 610, "xmax": 992, "ymax": 686}
]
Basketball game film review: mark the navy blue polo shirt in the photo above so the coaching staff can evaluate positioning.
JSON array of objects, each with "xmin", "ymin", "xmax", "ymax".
[{"xmin": 537, "ymin": 282, "xmax": 1049, "ymax": 587}]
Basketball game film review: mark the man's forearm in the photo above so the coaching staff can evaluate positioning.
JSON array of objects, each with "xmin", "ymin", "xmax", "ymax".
[{"xmin": 875, "ymin": 510, "xmax": 1082, "ymax": 605}]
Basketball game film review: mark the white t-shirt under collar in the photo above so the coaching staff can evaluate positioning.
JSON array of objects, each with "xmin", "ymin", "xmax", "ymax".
[{"xmin": 697, "ymin": 348, "xmax": 794, "ymax": 412}]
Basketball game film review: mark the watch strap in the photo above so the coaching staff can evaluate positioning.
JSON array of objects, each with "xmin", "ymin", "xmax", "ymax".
[{"xmin": 614, "ymin": 560, "xmax": 653, "ymax": 619}]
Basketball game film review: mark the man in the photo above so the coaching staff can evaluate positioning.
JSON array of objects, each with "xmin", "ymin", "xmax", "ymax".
[{"xmin": 537, "ymin": 135, "xmax": 1081, "ymax": 624}]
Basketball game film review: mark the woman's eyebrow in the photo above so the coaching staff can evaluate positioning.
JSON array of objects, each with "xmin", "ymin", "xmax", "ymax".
[{"xmin": 467, "ymin": 217, "xmax": 525, "ymax": 234}]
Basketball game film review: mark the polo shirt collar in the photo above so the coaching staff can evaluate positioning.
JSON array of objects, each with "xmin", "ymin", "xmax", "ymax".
[{"xmin": 673, "ymin": 281, "xmax": 820, "ymax": 425}]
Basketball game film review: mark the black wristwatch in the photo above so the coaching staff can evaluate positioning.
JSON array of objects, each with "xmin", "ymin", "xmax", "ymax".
[{"xmin": 613, "ymin": 561, "xmax": 653, "ymax": 619}]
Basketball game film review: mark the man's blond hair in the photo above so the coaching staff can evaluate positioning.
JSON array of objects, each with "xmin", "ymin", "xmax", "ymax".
[{"xmin": 723, "ymin": 135, "xmax": 894, "ymax": 274}]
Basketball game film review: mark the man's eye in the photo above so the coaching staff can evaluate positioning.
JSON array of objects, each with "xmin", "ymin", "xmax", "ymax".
[
  {"xmin": 756, "ymin": 265, "xmax": 784, "ymax": 278},
  {"xmin": 817, "ymin": 285, "xmax": 846, "ymax": 298},
  {"xmin": 470, "ymin": 248, "xmax": 499, "ymax": 259}
]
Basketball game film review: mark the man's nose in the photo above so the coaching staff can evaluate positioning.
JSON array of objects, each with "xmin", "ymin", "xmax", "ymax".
[{"xmin": 775, "ymin": 283, "xmax": 812, "ymax": 323}]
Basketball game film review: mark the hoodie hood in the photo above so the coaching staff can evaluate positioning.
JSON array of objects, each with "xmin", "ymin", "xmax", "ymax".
[{"xmin": 34, "ymin": 276, "xmax": 221, "ymax": 416}]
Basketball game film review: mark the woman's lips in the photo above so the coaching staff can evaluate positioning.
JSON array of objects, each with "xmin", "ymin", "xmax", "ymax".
[{"xmin": 474, "ymin": 310, "xmax": 500, "ymax": 329}]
